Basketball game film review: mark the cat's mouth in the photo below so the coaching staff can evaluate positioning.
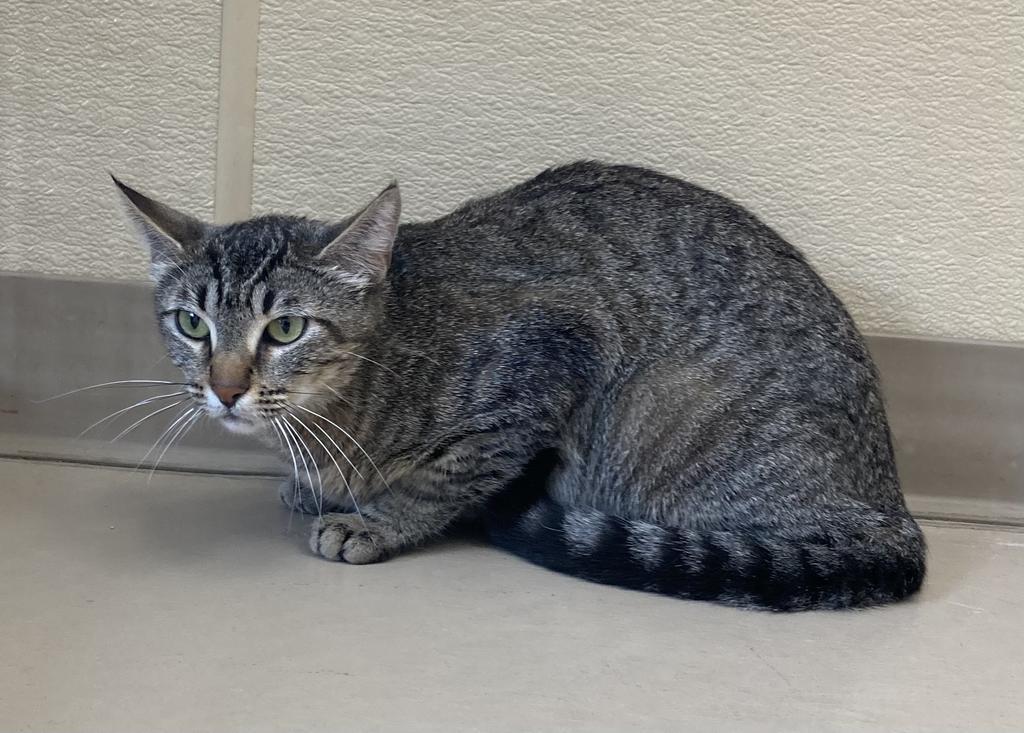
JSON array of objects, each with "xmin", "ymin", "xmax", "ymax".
[
  {"xmin": 218, "ymin": 411, "xmax": 260, "ymax": 434},
  {"xmin": 197, "ymin": 385, "xmax": 266, "ymax": 434}
]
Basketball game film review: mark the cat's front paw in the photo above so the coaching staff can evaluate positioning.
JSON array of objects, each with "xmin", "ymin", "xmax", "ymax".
[{"xmin": 309, "ymin": 513, "xmax": 396, "ymax": 565}]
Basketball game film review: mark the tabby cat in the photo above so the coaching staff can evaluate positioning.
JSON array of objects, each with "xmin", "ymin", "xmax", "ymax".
[{"xmin": 114, "ymin": 162, "xmax": 925, "ymax": 611}]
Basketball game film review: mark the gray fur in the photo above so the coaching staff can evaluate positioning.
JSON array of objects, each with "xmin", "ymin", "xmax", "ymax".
[
  {"xmin": 626, "ymin": 521, "xmax": 668, "ymax": 573},
  {"xmin": 114, "ymin": 162, "xmax": 926, "ymax": 610}
]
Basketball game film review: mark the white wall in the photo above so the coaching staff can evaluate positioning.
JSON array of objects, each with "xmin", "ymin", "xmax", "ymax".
[
  {"xmin": 3, "ymin": 0, "xmax": 1022, "ymax": 342},
  {"xmin": 252, "ymin": 0, "xmax": 1023, "ymax": 341},
  {"xmin": 0, "ymin": 1, "xmax": 220, "ymax": 279}
]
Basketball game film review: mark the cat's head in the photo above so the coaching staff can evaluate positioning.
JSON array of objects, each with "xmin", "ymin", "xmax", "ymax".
[{"xmin": 113, "ymin": 176, "xmax": 401, "ymax": 435}]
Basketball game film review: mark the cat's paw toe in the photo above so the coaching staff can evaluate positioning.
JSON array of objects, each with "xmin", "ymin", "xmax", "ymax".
[
  {"xmin": 309, "ymin": 515, "xmax": 345, "ymax": 558},
  {"xmin": 310, "ymin": 514, "xmax": 390, "ymax": 565}
]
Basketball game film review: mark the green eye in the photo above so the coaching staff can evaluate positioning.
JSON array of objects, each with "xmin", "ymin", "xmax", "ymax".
[
  {"xmin": 176, "ymin": 310, "xmax": 210, "ymax": 339},
  {"xmin": 265, "ymin": 316, "xmax": 306, "ymax": 344}
]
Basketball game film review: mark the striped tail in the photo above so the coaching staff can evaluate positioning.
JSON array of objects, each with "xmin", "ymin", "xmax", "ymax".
[{"xmin": 485, "ymin": 496, "xmax": 926, "ymax": 611}]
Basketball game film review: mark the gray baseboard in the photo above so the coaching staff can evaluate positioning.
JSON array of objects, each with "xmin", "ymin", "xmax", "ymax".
[
  {"xmin": 0, "ymin": 273, "xmax": 281, "ymax": 477},
  {"xmin": 870, "ymin": 335, "xmax": 1023, "ymax": 524},
  {"xmin": 1, "ymin": 273, "xmax": 1021, "ymax": 524}
]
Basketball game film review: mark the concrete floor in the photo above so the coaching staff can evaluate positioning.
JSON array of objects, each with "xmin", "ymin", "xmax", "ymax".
[{"xmin": 1, "ymin": 458, "xmax": 1021, "ymax": 732}]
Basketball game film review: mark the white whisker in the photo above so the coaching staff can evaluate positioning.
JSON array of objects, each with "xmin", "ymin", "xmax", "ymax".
[
  {"xmin": 270, "ymin": 420, "xmax": 301, "ymax": 528},
  {"xmin": 338, "ymin": 350, "xmax": 399, "ymax": 377},
  {"xmin": 110, "ymin": 399, "xmax": 189, "ymax": 442},
  {"xmin": 76, "ymin": 391, "xmax": 187, "ymax": 439},
  {"xmin": 394, "ymin": 344, "xmax": 442, "ymax": 367},
  {"xmin": 144, "ymin": 353, "xmax": 172, "ymax": 371},
  {"xmin": 285, "ymin": 410, "xmax": 367, "ymax": 528},
  {"xmin": 293, "ymin": 404, "xmax": 391, "ymax": 492},
  {"xmin": 134, "ymin": 405, "xmax": 194, "ymax": 469},
  {"xmin": 274, "ymin": 417, "xmax": 303, "ymax": 516},
  {"xmin": 34, "ymin": 379, "xmax": 186, "ymax": 403},
  {"xmin": 148, "ymin": 410, "xmax": 201, "ymax": 482},
  {"xmin": 279, "ymin": 415, "xmax": 322, "ymax": 517},
  {"xmin": 323, "ymin": 383, "xmax": 356, "ymax": 408},
  {"xmin": 285, "ymin": 408, "xmax": 362, "ymax": 478}
]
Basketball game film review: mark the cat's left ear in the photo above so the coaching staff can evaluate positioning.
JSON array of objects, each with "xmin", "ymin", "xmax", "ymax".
[
  {"xmin": 316, "ymin": 182, "xmax": 401, "ymax": 285},
  {"xmin": 111, "ymin": 175, "xmax": 208, "ymax": 279}
]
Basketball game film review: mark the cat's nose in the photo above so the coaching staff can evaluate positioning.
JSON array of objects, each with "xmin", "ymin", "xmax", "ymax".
[
  {"xmin": 209, "ymin": 352, "xmax": 252, "ymax": 408},
  {"xmin": 211, "ymin": 383, "xmax": 247, "ymax": 408}
]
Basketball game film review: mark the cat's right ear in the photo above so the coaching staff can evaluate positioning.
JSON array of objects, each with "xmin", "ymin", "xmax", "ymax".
[{"xmin": 111, "ymin": 175, "xmax": 207, "ymax": 279}]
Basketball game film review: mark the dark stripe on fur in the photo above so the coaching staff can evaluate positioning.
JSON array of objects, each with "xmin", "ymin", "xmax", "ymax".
[
  {"xmin": 485, "ymin": 497, "xmax": 926, "ymax": 611},
  {"xmin": 262, "ymin": 288, "xmax": 276, "ymax": 315},
  {"xmin": 246, "ymin": 242, "xmax": 289, "ymax": 305},
  {"xmin": 209, "ymin": 250, "xmax": 224, "ymax": 306}
]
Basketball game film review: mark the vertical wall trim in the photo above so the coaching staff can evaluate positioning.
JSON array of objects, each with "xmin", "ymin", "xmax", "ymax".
[{"xmin": 214, "ymin": 0, "xmax": 260, "ymax": 224}]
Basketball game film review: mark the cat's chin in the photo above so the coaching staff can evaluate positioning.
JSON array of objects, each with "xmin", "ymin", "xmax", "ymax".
[{"xmin": 218, "ymin": 414, "xmax": 260, "ymax": 435}]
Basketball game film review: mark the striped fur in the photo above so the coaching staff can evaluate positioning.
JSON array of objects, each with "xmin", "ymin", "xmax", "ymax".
[
  {"xmin": 486, "ymin": 497, "xmax": 926, "ymax": 611},
  {"xmin": 119, "ymin": 161, "xmax": 928, "ymax": 611}
]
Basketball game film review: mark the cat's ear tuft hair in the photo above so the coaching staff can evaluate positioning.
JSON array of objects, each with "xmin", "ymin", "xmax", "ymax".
[
  {"xmin": 111, "ymin": 174, "xmax": 208, "ymax": 279},
  {"xmin": 316, "ymin": 182, "xmax": 401, "ymax": 285}
]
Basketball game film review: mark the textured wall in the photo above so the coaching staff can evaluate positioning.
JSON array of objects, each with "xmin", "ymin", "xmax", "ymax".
[
  {"xmin": 3, "ymin": 1, "xmax": 1020, "ymax": 340},
  {"xmin": 0, "ymin": 1, "xmax": 220, "ymax": 280},
  {"xmin": 252, "ymin": 0, "xmax": 1023, "ymax": 341}
]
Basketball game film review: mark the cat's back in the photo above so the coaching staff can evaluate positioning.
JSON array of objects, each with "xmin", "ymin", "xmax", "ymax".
[
  {"xmin": 392, "ymin": 162, "xmax": 839, "ymax": 332},
  {"xmin": 395, "ymin": 161, "xmax": 806, "ymax": 285},
  {"xmin": 380, "ymin": 163, "xmax": 881, "ymax": 472}
]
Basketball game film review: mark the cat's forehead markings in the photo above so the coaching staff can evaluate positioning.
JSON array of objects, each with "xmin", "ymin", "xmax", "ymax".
[
  {"xmin": 207, "ymin": 248, "xmax": 225, "ymax": 308},
  {"xmin": 195, "ymin": 283, "xmax": 208, "ymax": 311},
  {"xmin": 206, "ymin": 237, "xmax": 291, "ymax": 311},
  {"xmin": 261, "ymin": 287, "xmax": 276, "ymax": 315}
]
